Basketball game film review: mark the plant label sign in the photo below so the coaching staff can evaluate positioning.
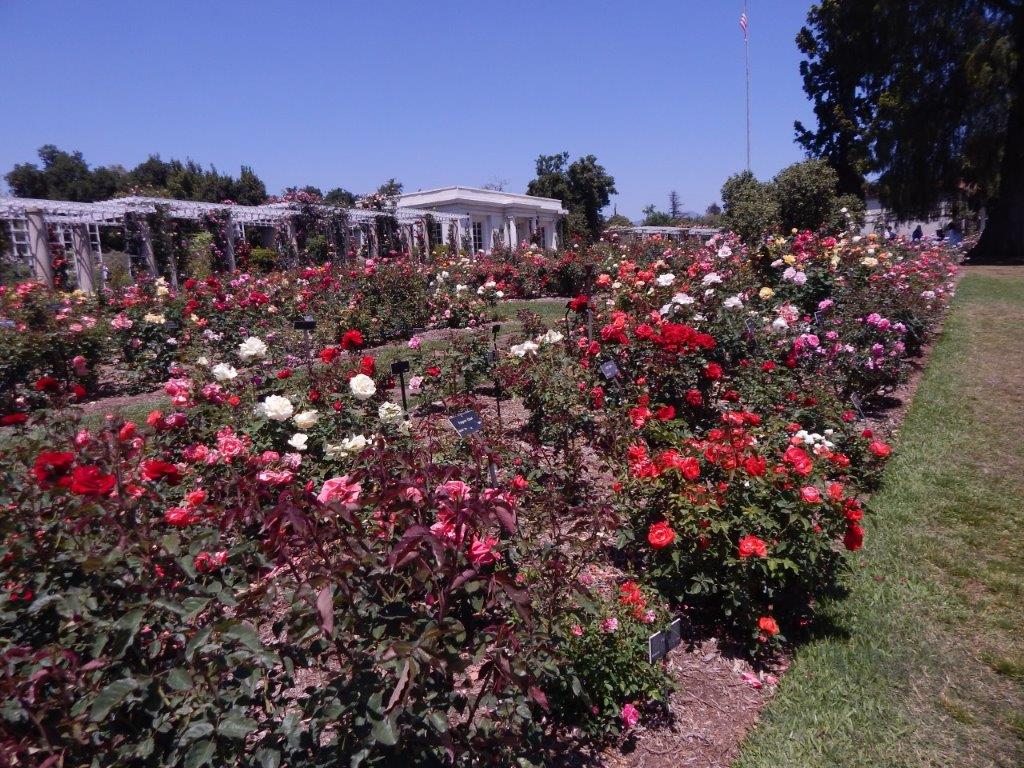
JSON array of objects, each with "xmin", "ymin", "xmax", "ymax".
[
  {"xmin": 449, "ymin": 410, "xmax": 483, "ymax": 437},
  {"xmin": 813, "ymin": 310, "xmax": 825, "ymax": 326},
  {"xmin": 666, "ymin": 617, "xmax": 682, "ymax": 651},
  {"xmin": 390, "ymin": 360, "xmax": 411, "ymax": 375},
  {"xmin": 293, "ymin": 315, "xmax": 316, "ymax": 331},
  {"xmin": 648, "ymin": 630, "xmax": 668, "ymax": 663},
  {"xmin": 599, "ymin": 360, "xmax": 620, "ymax": 381},
  {"xmin": 0, "ymin": 319, "xmax": 16, "ymax": 329}
]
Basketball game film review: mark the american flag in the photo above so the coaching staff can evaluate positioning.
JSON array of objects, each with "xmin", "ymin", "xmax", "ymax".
[{"xmin": 739, "ymin": 11, "xmax": 749, "ymax": 38}]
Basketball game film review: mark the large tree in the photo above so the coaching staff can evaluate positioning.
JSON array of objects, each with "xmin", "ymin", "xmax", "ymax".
[
  {"xmin": 6, "ymin": 145, "xmax": 125, "ymax": 201},
  {"xmin": 796, "ymin": 0, "xmax": 1023, "ymax": 262},
  {"xmin": 526, "ymin": 152, "xmax": 616, "ymax": 241}
]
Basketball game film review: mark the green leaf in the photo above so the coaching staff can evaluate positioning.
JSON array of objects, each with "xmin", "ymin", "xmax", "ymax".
[
  {"xmin": 181, "ymin": 721, "xmax": 214, "ymax": 742},
  {"xmin": 218, "ymin": 714, "xmax": 257, "ymax": 740},
  {"xmin": 166, "ymin": 668, "xmax": 192, "ymax": 691},
  {"xmin": 255, "ymin": 749, "xmax": 281, "ymax": 768},
  {"xmin": 183, "ymin": 738, "xmax": 215, "ymax": 768},
  {"xmin": 224, "ymin": 622, "xmax": 262, "ymax": 652},
  {"xmin": 90, "ymin": 678, "xmax": 136, "ymax": 720},
  {"xmin": 370, "ymin": 715, "xmax": 398, "ymax": 746}
]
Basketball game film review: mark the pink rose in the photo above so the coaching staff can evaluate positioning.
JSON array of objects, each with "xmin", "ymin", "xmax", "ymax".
[
  {"xmin": 318, "ymin": 475, "xmax": 362, "ymax": 508},
  {"xmin": 468, "ymin": 536, "xmax": 499, "ymax": 567},
  {"xmin": 620, "ymin": 703, "xmax": 640, "ymax": 729}
]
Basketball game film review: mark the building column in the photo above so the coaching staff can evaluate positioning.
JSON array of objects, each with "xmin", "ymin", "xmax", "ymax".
[
  {"xmin": 137, "ymin": 217, "xmax": 158, "ymax": 276},
  {"xmin": 25, "ymin": 209, "xmax": 54, "ymax": 287},
  {"xmin": 223, "ymin": 215, "xmax": 237, "ymax": 272},
  {"xmin": 547, "ymin": 219, "xmax": 559, "ymax": 250},
  {"xmin": 508, "ymin": 216, "xmax": 518, "ymax": 250},
  {"xmin": 70, "ymin": 224, "xmax": 96, "ymax": 293}
]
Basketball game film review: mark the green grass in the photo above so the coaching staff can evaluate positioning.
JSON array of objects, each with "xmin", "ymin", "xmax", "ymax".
[{"xmin": 734, "ymin": 267, "xmax": 1024, "ymax": 768}]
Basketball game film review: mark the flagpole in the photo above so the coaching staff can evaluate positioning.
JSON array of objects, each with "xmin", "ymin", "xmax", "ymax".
[{"xmin": 744, "ymin": 0, "xmax": 751, "ymax": 171}]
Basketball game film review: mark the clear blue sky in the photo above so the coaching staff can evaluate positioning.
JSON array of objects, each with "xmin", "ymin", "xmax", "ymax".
[{"xmin": 0, "ymin": 0, "xmax": 815, "ymax": 219}]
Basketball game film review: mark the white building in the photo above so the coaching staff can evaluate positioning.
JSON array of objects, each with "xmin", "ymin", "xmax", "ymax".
[{"xmin": 396, "ymin": 186, "xmax": 566, "ymax": 252}]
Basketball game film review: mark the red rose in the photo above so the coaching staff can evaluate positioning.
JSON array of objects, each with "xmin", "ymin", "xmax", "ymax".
[
  {"xmin": 704, "ymin": 363, "xmax": 724, "ymax": 380},
  {"xmin": 685, "ymin": 389, "xmax": 703, "ymax": 407},
  {"xmin": 758, "ymin": 616, "xmax": 780, "ymax": 636},
  {"xmin": 799, "ymin": 486, "xmax": 822, "ymax": 504},
  {"xmin": 844, "ymin": 523, "xmax": 864, "ymax": 551},
  {"xmin": 738, "ymin": 534, "xmax": 768, "ymax": 559},
  {"xmin": 1, "ymin": 413, "xmax": 28, "ymax": 426},
  {"xmin": 868, "ymin": 440, "xmax": 891, "ymax": 458},
  {"xmin": 359, "ymin": 356, "xmax": 376, "ymax": 376},
  {"xmin": 743, "ymin": 456, "xmax": 767, "ymax": 476},
  {"xmin": 320, "ymin": 346, "xmax": 340, "ymax": 364},
  {"xmin": 647, "ymin": 520, "xmax": 676, "ymax": 549},
  {"xmin": 69, "ymin": 465, "xmax": 116, "ymax": 496},
  {"xmin": 276, "ymin": 368, "xmax": 293, "ymax": 379},
  {"xmin": 33, "ymin": 451, "xmax": 75, "ymax": 485},
  {"xmin": 141, "ymin": 459, "xmax": 183, "ymax": 484},
  {"xmin": 656, "ymin": 405, "xmax": 676, "ymax": 421},
  {"xmin": 427, "ymin": 366, "xmax": 441, "ymax": 377},
  {"xmin": 34, "ymin": 376, "xmax": 60, "ymax": 393},
  {"xmin": 164, "ymin": 507, "xmax": 197, "ymax": 527},
  {"xmin": 783, "ymin": 445, "xmax": 814, "ymax": 476},
  {"xmin": 340, "ymin": 329, "xmax": 364, "ymax": 350}
]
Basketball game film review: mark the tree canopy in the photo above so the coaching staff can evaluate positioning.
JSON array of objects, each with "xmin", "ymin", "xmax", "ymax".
[
  {"xmin": 526, "ymin": 152, "xmax": 616, "ymax": 241},
  {"xmin": 796, "ymin": 0, "xmax": 1023, "ymax": 262}
]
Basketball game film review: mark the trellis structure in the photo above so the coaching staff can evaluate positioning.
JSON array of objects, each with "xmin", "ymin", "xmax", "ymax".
[{"xmin": 0, "ymin": 196, "xmax": 466, "ymax": 292}]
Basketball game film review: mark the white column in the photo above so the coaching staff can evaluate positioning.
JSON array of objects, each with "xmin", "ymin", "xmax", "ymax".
[
  {"xmin": 223, "ymin": 215, "xmax": 237, "ymax": 272},
  {"xmin": 25, "ymin": 209, "xmax": 54, "ymax": 287},
  {"xmin": 548, "ymin": 219, "xmax": 559, "ymax": 250},
  {"xmin": 137, "ymin": 217, "xmax": 158, "ymax": 276},
  {"xmin": 70, "ymin": 224, "xmax": 96, "ymax": 293},
  {"xmin": 508, "ymin": 216, "xmax": 518, "ymax": 249}
]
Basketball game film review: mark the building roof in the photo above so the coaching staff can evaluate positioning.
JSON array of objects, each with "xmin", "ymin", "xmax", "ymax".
[{"xmin": 397, "ymin": 186, "xmax": 567, "ymax": 215}]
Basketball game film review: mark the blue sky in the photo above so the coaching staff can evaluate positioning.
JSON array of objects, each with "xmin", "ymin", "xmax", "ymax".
[{"xmin": 0, "ymin": 1, "xmax": 815, "ymax": 219}]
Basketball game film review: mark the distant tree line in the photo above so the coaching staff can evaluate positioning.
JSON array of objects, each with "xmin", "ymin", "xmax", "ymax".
[{"xmin": 3, "ymin": 145, "xmax": 358, "ymax": 208}]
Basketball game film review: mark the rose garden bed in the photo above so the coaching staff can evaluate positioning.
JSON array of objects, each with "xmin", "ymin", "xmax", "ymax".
[{"xmin": 0, "ymin": 232, "xmax": 960, "ymax": 767}]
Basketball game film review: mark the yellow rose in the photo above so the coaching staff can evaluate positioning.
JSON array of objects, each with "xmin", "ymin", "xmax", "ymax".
[
  {"xmin": 860, "ymin": 257, "xmax": 879, "ymax": 268},
  {"xmin": 783, "ymin": 254, "xmax": 796, "ymax": 265},
  {"xmin": 759, "ymin": 287, "xmax": 775, "ymax": 300}
]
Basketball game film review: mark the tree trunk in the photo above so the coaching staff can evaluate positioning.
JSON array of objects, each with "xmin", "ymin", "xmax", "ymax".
[{"xmin": 971, "ymin": 5, "xmax": 1024, "ymax": 264}]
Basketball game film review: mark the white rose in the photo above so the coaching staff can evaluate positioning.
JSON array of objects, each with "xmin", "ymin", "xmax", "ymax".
[
  {"xmin": 259, "ymin": 394, "xmax": 294, "ymax": 421},
  {"xmin": 196, "ymin": 356, "xmax": 210, "ymax": 366},
  {"xmin": 292, "ymin": 409, "xmax": 319, "ymax": 430},
  {"xmin": 723, "ymin": 295, "xmax": 744, "ymax": 310},
  {"xmin": 772, "ymin": 317, "xmax": 790, "ymax": 332},
  {"xmin": 211, "ymin": 363, "xmax": 238, "ymax": 381},
  {"xmin": 239, "ymin": 336, "xmax": 267, "ymax": 361},
  {"xmin": 378, "ymin": 402, "xmax": 403, "ymax": 423},
  {"xmin": 537, "ymin": 329, "xmax": 564, "ymax": 345},
  {"xmin": 509, "ymin": 340, "xmax": 539, "ymax": 358},
  {"xmin": 143, "ymin": 313, "xmax": 166, "ymax": 324},
  {"xmin": 342, "ymin": 434, "xmax": 368, "ymax": 454},
  {"xmin": 349, "ymin": 373, "xmax": 376, "ymax": 401},
  {"xmin": 701, "ymin": 272, "xmax": 723, "ymax": 286},
  {"xmin": 672, "ymin": 292, "xmax": 695, "ymax": 305},
  {"xmin": 655, "ymin": 273, "xmax": 675, "ymax": 287},
  {"xmin": 287, "ymin": 433, "xmax": 308, "ymax": 451}
]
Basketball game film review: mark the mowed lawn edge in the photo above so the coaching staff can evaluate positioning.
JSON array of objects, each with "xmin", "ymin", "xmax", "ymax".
[{"xmin": 733, "ymin": 266, "xmax": 1024, "ymax": 768}]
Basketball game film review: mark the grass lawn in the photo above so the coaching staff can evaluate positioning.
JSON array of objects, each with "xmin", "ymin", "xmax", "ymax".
[{"xmin": 734, "ymin": 266, "xmax": 1024, "ymax": 768}]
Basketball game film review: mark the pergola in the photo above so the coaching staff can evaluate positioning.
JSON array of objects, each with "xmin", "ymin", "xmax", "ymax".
[{"xmin": 0, "ymin": 196, "xmax": 466, "ymax": 292}]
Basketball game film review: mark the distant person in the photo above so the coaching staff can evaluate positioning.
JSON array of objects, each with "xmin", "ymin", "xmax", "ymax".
[
  {"xmin": 936, "ymin": 226, "xmax": 946, "ymax": 241},
  {"xmin": 947, "ymin": 221, "xmax": 963, "ymax": 246},
  {"xmin": 912, "ymin": 225, "xmax": 923, "ymax": 241}
]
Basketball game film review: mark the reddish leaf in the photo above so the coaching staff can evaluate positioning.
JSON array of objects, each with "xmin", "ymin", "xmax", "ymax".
[{"xmin": 316, "ymin": 585, "xmax": 333, "ymax": 636}]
